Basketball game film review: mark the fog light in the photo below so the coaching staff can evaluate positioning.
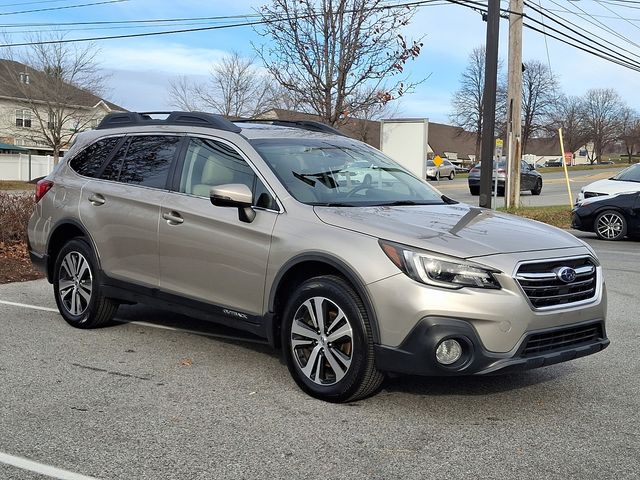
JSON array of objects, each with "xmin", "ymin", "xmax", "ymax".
[{"xmin": 435, "ymin": 339, "xmax": 463, "ymax": 365}]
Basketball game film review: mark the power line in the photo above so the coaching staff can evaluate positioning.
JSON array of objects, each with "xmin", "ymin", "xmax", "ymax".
[
  {"xmin": 0, "ymin": 0, "xmax": 128, "ymax": 16},
  {"xmin": 0, "ymin": 14, "xmax": 262, "ymax": 29},
  {"xmin": 0, "ymin": 0, "xmax": 447, "ymax": 47},
  {"xmin": 595, "ymin": 0, "xmax": 640, "ymax": 33},
  {"xmin": 0, "ymin": 0, "xmax": 73, "ymax": 8},
  {"xmin": 525, "ymin": 0, "xmax": 640, "ymax": 67}
]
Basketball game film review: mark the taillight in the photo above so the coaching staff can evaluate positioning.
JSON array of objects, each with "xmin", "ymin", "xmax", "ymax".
[
  {"xmin": 470, "ymin": 168, "xmax": 479, "ymax": 174},
  {"xmin": 35, "ymin": 179, "xmax": 53, "ymax": 203},
  {"xmin": 497, "ymin": 168, "xmax": 506, "ymax": 173}
]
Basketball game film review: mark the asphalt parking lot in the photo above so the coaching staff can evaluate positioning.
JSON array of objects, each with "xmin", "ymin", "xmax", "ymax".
[{"xmin": 0, "ymin": 232, "xmax": 638, "ymax": 479}]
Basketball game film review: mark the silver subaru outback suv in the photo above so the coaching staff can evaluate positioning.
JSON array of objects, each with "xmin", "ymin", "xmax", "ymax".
[{"xmin": 28, "ymin": 111, "xmax": 609, "ymax": 402}]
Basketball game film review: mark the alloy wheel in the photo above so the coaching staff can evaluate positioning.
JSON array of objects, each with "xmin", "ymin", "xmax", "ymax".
[
  {"xmin": 596, "ymin": 212, "xmax": 624, "ymax": 240},
  {"xmin": 290, "ymin": 296, "xmax": 354, "ymax": 385},
  {"xmin": 58, "ymin": 251, "xmax": 93, "ymax": 316}
]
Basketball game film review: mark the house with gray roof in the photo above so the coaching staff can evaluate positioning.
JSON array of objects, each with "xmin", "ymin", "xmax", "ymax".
[{"xmin": 0, "ymin": 59, "xmax": 126, "ymax": 156}]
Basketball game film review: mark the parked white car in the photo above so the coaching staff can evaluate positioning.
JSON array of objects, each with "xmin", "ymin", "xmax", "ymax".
[
  {"xmin": 576, "ymin": 164, "xmax": 640, "ymax": 203},
  {"xmin": 426, "ymin": 159, "xmax": 456, "ymax": 180}
]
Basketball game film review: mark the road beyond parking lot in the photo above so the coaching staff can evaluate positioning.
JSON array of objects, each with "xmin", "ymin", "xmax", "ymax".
[
  {"xmin": 430, "ymin": 168, "xmax": 622, "ymax": 207},
  {"xmin": 0, "ymin": 234, "xmax": 639, "ymax": 479}
]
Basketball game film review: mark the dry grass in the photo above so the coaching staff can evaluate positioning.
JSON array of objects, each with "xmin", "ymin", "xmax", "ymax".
[
  {"xmin": 0, "ymin": 180, "xmax": 32, "ymax": 190},
  {"xmin": 499, "ymin": 205, "xmax": 572, "ymax": 229}
]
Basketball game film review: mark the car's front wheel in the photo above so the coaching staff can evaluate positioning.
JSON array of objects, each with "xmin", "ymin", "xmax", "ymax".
[
  {"xmin": 595, "ymin": 210, "xmax": 627, "ymax": 241},
  {"xmin": 531, "ymin": 178, "xmax": 542, "ymax": 195},
  {"xmin": 53, "ymin": 238, "xmax": 118, "ymax": 328},
  {"xmin": 282, "ymin": 275, "xmax": 384, "ymax": 402}
]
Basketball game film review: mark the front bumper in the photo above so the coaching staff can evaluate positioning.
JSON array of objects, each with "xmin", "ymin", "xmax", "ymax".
[{"xmin": 375, "ymin": 317, "xmax": 609, "ymax": 376}]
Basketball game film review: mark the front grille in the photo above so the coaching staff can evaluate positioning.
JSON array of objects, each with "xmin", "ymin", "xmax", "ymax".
[
  {"xmin": 516, "ymin": 257, "xmax": 597, "ymax": 308},
  {"xmin": 520, "ymin": 322, "xmax": 604, "ymax": 357},
  {"xmin": 584, "ymin": 191, "xmax": 607, "ymax": 199}
]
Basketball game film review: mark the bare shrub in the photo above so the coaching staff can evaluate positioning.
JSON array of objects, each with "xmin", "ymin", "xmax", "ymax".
[{"xmin": 0, "ymin": 192, "xmax": 34, "ymax": 244}]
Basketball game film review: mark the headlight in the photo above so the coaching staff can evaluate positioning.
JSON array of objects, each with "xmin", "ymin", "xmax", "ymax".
[{"xmin": 379, "ymin": 240, "xmax": 501, "ymax": 289}]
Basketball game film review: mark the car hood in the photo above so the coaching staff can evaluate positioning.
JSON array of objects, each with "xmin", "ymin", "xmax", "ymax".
[
  {"xmin": 583, "ymin": 178, "xmax": 640, "ymax": 195},
  {"xmin": 314, "ymin": 203, "xmax": 583, "ymax": 258}
]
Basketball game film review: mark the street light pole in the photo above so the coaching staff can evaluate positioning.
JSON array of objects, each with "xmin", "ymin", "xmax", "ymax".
[{"xmin": 479, "ymin": 0, "xmax": 500, "ymax": 209}]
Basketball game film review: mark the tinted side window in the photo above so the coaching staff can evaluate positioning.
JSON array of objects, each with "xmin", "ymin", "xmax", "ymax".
[
  {"xmin": 118, "ymin": 136, "xmax": 180, "ymax": 188},
  {"xmin": 100, "ymin": 138, "xmax": 129, "ymax": 182},
  {"xmin": 179, "ymin": 137, "xmax": 276, "ymax": 208},
  {"xmin": 99, "ymin": 136, "xmax": 180, "ymax": 188},
  {"xmin": 69, "ymin": 137, "xmax": 120, "ymax": 177}
]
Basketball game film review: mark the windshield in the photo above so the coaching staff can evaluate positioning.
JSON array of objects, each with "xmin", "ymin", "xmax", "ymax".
[
  {"xmin": 611, "ymin": 164, "xmax": 640, "ymax": 183},
  {"xmin": 250, "ymin": 138, "xmax": 445, "ymax": 206}
]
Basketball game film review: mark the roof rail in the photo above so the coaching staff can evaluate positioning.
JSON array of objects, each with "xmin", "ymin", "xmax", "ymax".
[
  {"xmin": 235, "ymin": 118, "xmax": 345, "ymax": 136},
  {"xmin": 96, "ymin": 111, "xmax": 242, "ymax": 133}
]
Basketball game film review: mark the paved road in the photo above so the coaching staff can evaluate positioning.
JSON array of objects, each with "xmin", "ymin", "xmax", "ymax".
[
  {"xmin": 0, "ymin": 233, "xmax": 638, "ymax": 479},
  {"xmin": 430, "ymin": 168, "xmax": 622, "ymax": 207}
]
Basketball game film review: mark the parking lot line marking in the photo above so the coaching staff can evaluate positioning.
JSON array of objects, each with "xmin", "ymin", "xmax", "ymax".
[
  {"xmin": 0, "ymin": 299, "xmax": 58, "ymax": 312},
  {"xmin": 0, "ymin": 451, "xmax": 98, "ymax": 480}
]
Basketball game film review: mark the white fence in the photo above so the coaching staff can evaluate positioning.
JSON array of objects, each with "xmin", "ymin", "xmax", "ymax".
[{"xmin": 0, "ymin": 154, "xmax": 55, "ymax": 181}]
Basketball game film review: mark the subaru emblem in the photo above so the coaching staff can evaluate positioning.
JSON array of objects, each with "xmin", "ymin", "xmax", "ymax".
[{"xmin": 557, "ymin": 266, "xmax": 577, "ymax": 283}]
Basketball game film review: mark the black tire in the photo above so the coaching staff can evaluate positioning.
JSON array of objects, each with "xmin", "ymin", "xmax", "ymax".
[
  {"xmin": 594, "ymin": 210, "xmax": 627, "ymax": 241},
  {"xmin": 469, "ymin": 186, "xmax": 479, "ymax": 196},
  {"xmin": 281, "ymin": 275, "xmax": 384, "ymax": 402},
  {"xmin": 449, "ymin": 170, "xmax": 455, "ymax": 180},
  {"xmin": 531, "ymin": 178, "xmax": 542, "ymax": 195},
  {"xmin": 53, "ymin": 238, "xmax": 118, "ymax": 328}
]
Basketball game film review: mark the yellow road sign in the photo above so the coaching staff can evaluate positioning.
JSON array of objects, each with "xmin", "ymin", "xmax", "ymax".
[{"xmin": 433, "ymin": 155, "xmax": 443, "ymax": 167}]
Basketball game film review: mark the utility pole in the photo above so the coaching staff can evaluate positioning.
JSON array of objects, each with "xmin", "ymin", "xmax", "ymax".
[
  {"xmin": 506, "ymin": 0, "xmax": 524, "ymax": 208},
  {"xmin": 479, "ymin": 0, "xmax": 500, "ymax": 209}
]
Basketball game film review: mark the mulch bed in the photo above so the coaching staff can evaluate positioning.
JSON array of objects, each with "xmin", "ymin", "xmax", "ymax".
[{"xmin": 0, "ymin": 242, "xmax": 45, "ymax": 284}]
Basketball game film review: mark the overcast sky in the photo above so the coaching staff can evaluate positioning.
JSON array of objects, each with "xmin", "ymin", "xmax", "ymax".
[{"xmin": 3, "ymin": 0, "xmax": 640, "ymax": 123}]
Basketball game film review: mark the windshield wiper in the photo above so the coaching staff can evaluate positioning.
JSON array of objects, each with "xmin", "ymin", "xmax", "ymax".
[
  {"xmin": 312, "ymin": 202, "xmax": 357, "ymax": 207},
  {"xmin": 369, "ymin": 200, "xmax": 442, "ymax": 206}
]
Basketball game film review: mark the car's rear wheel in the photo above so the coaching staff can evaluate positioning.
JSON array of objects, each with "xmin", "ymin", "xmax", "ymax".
[
  {"xmin": 532, "ymin": 178, "xmax": 542, "ymax": 195},
  {"xmin": 282, "ymin": 275, "xmax": 384, "ymax": 402},
  {"xmin": 595, "ymin": 210, "xmax": 627, "ymax": 241},
  {"xmin": 469, "ymin": 186, "xmax": 479, "ymax": 195},
  {"xmin": 435, "ymin": 171, "xmax": 440, "ymax": 181},
  {"xmin": 448, "ymin": 171, "xmax": 455, "ymax": 180},
  {"xmin": 53, "ymin": 238, "xmax": 118, "ymax": 328}
]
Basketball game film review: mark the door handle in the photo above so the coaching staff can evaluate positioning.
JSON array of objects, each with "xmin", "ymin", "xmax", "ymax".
[
  {"xmin": 88, "ymin": 193, "xmax": 105, "ymax": 206},
  {"xmin": 162, "ymin": 211, "xmax": 184, "ymax": 225}
]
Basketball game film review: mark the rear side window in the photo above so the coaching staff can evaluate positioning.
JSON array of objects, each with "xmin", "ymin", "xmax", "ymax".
[
  {"xmin": 68, "ymin": 137, "xmax": 120, "ymax": 177},
  {"xmin": 100, "ymin": 135, "xmax": 180, "ymax": 188}
]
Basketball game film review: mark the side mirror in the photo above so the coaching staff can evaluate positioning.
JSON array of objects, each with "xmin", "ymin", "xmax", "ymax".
[{"xmin": 210, "ymin": 183, "xmax": 256, "ymax": 223}]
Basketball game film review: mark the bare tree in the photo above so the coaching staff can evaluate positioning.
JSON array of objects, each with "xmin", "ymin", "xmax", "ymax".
[
  {"xmin": 256, "ymin": 0, "xmax": 423, "ymax": 126},
  {"xmin": 451, "ymin": 46, "xmax": 506, "ymax": 160},
  {"xmin": 619, "ymin": 107, "xmax": 640, "ymax": 163},
  {"xmin": 546, "ymin": 95, "xmax": 589, "ymax": 154},
  {"xmin": 521, "ymin": 60, "xmax": 559, "ymax": 152},
  {"xmin": 168, "ymin": 52, "xmax": 280, "ymax": 118},
  {"xmin": 581, "ymin": 88, "xmax": 626, "ymax": 164},
  {"xmin": 1, "ymin": 32, "xmax": 106, "ymax": 163}
]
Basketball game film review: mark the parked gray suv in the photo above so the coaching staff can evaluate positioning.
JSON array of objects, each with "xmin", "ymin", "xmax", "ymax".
[{"xmin": 28, "ymin": 112, "xmax": 609, "ymax": 402}]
